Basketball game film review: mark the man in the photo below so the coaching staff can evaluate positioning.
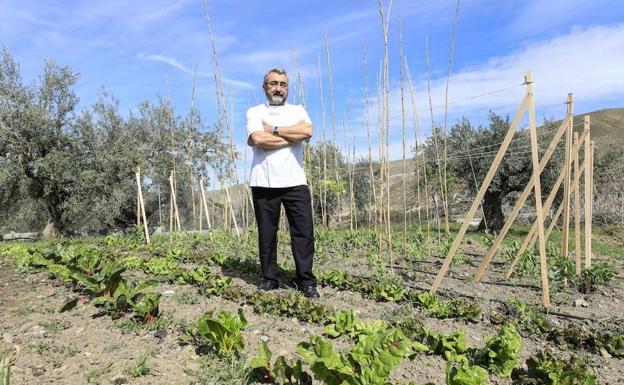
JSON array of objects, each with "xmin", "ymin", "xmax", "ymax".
[{"xmin": 246, "ymin": 68, "xmax": 319, "ymax": 299}]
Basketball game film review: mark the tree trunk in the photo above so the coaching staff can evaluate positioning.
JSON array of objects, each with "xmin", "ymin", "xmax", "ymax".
[{"xmin": 479, "ymin": 190, "xmax": 505, "ymax": 231}]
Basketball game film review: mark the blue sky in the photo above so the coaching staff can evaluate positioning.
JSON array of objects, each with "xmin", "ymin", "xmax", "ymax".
[{"xmin": 2, "ymin": 0, "xmax": 624, "ymax": 183}]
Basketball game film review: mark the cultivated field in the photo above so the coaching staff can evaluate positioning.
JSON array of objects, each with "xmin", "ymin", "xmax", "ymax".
[{"xmin": 1, "ymin": 225, "xmax": 622, "ymax": 385}]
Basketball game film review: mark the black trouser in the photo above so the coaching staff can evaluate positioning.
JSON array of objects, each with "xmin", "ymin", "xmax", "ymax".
[{"xmin": 251, "ymin": 185, "xmax": 316, "ymax": 287}]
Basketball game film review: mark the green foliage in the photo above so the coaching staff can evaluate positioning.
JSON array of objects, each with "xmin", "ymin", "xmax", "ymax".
[
  {"xmin": 143, "ymin": 256, "xmax": 178, "ymax": 276},
  {"xmin": 177, "ymin": 266, "xmax": 213, "ymax": 285},
  {"xmin": 415, "ymin": 292, "xmax": 481, "ymax": 322},
  {"xmin": 197, "ymin": 276, "xmax": 232, "ymax": 296},
  {"xmin": 297, "ymin": 329, "xmax": 414, "ymax": 385},
  {"xmin": 419, "ymin": 328, "xmax": 469, "ymax": 361},
  {"xmin": 250, "ymin": 341, "xmax": 312, "ymax": 385},
  {"xmin": 570, "ymin": 262, "xmax": 617, "ymax": 293},
  {"xmin": 184, "ymin": 309, "xmax": 248, "ymax": 358},
  {"xmin": 0, "ymin": 47, "xmax": 231, "ymax": 233},
  {"xmin": 323, "ymin": 309, "xmax": 387, "ymax": 340},
  {"xmin": 492, "ymin": 298, "xmax": 553, "ymax": 336},
  {"xmin": 595, "ymin": 332, "xmax": 624, "ymax": 357},
  {"xmin": 124, "ymin": 348, "xmax": 158, "ymax": 378},
  {"xmin": 519, "ymin": 349, "xmax": 596, "ymax": 385},
  {"xmin": 445, "ymin": 358, "xmax": 489, "ymax": 385},
  {"xmin": 475, "ymin": 324, "xmax": 522, "ymax": 377}
]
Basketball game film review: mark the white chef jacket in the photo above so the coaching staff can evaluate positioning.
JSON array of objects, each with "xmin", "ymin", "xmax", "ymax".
[{"xmin": 246, "ymin": 102, "xmax": 311, "ymax": 188}]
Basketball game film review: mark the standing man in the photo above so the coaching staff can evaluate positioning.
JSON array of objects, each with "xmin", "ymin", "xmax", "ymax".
[{"xmin": 246, "ymin": 68, "xmax": 319, "ymax": 299}]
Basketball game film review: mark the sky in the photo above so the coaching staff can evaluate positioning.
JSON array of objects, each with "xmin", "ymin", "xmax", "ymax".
[{"xmin": 2, "ymin": 0, "xmax": 624, "ymax": 184}]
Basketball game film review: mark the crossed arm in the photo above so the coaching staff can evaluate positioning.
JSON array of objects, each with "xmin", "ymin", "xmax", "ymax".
[{"xmin": 248, "ymin": 120, "xmax": 313, "ymax": 150}]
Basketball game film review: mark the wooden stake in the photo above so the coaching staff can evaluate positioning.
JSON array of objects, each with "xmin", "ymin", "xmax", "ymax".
[
  {"xmin": 200, "ymin": 176, "xmax": 212, "ymax": 232},
  {"xmin": 135, "ymin": 168, "xmax": 150, "ymax": 244},
  {"xmin": 429, "ymin": 87, "xmax": 531, "ymax": 293},
  {"xmin": 588, "ymin": 140, "xmax": 595, "ymax": 267},
  {"xmin": 136, "ymin": 188, "xmax": 141, "ymax": 226},
  {"xmin": 525, "ymin": 71, "xmax": 550, "ymax": 308},
  {"xmin": 573, "ymin": 132, "xmax": 581, "ymax": 275},
  {"xmin": 169, "ymin": 171, "xmax": 181, "ymax": 231},
  {"xmin": 561, "ymin": 93, "xmax": 574, "ymax": 258},
  {"xmin": 473, "ymin": 114, "xmax": 571, "ymax": 282},
  {"xmin": 584, "ymin": 117, "xmax": 592, "ymax": 268}
]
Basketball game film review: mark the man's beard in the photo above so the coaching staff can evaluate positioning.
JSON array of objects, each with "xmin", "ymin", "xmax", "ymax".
[{"xmin": 266, "ymin": 91, "xmax": 287, "ymax": 106}]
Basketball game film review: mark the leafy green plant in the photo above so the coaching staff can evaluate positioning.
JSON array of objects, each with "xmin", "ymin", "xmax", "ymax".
[
  {"xmin": 250, "ymin": 341, "xmax": 312, "ymax": 385},
  {"xmin": 297, "ymin": 329, "xmax": 414, "ymax": 385},
  {"xmin": 595, "ymin": 332, "xmax": 624, "ymax": 357},
  {"xmin": 420, "ymin": 328, "xmax": 469, "ymax": 361},
  {"xmin": 519, "ymin": 349, "xmax": 596, "ymax": 385},
  {"xmin": 492, "ymin": 298, "xmax": 553, "ymax": 336},
  {"xmin": 184, "ymin": 309, "xmax": 248, "ymax": 358},
  {"xmin": 323, "ymin": 309, "xmax": 387, "ymax": 340},
  {"xmin": 475, "ymin": 323, "xmax": 522, "ymax": 377},
  {"xmin": 90, "ymin": 278, "xmax": 159, "ymax": 321},
  {"xmin": 143, "ymin": 257, "xmax": 178, "ymax": 276},
  {"xmin": 446, "ymin": 358, "xmax": 489, "ymax": 385},
  {"xmin": 177, "ymin": 266, "xmax": 213, "ymax": 285},
  {"xmin": 570, "ymin": 262, "xmax": 617, "ymax": 293},
  {"xmin": 198, "ymin": 276, "xmax": 232, "ymax": 296}
]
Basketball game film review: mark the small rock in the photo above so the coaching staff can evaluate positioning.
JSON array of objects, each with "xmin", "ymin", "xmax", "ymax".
[
  {"xmin": 252, "ymin": 329, "xmax": 260, "ymax": 334},
  {"xmin": 260, "ymin": 335, "xmax": 269, "ymax": 343},
  {"xmin": 2, "ymin": 332, "xmax": 15, "ymax": 344},
  {"xmin": 74, "ymin": 327, "xmax": 85, "ymax": 335},
  {"xmin": 154, "ymin": 329, "xmax": 167, "ymax": 340},
  {"xmin": 111, "ymin": 373, "xmax": 128, "ymax": 385},
  {"xmin": 162, "ymin": 290, "xmax": 175, "ymax": 297},
  {"xmin": 31, "ymin": 364, "xmax": 46, "ymax": 376},
  {"xmin": 599, "ymin": 347, "xmax": 612, "ymax": 359},
  {"xmin": 84, "ymin": 352, "xmax": 92, "ymax": 357},
  {"xmin": 574, "ymin": 298, "xmax": 589, "ymax": 307}
]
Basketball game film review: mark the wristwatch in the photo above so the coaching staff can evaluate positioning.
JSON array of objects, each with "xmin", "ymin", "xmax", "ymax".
[{"xmin": 272, "ymin": 126, "xmax": 279, "ymax": 136}]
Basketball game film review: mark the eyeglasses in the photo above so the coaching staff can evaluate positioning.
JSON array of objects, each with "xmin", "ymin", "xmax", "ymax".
[{"xmin": 265, "ymin": 81, "xmax": 288, "ymax": 88}]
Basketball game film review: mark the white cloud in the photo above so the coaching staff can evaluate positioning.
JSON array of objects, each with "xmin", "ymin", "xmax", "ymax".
[
  {"xmin": 350, "ymin": 23, "xmax": 624, "ymax": 162},
  {"xmin": 139, "ymin": 53, "xmax": 253, "ymax": 89}
]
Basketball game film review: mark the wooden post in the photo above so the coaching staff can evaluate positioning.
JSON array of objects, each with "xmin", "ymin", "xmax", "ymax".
[
  {"xmin": 199, "ymin": 182, "xmax": 203, "ymax": 232},
  {"xmin": 573, "ymin": 132, "xmax": 581, "ymax": 275},
  {"xmin": 584, "ymin": 118, "xmax": 592, "ymax": 268},
  {"xmin": 136, "ymin": 189, "xmax": 141, "ymax": 226},
  {"xmin": 473, "ymin": 114, "xmax": 571, "ymax": 282},
  {"xmin": 135, "ymin": 168, "xmax": 150, "ymax": 244},
  {"xmin": 526, "ymin": 71, "xmax": 550, "ymax": 308},
  {"xmin": 224, "ymin": 184, "xmax": 240, "ymax": 238},
  {"xmin": 588, "ymin": 140, "xmax": 595, "ymax": 267},
  {"xmin": 429, "ymin": 84, "xmax": 531, "ymax": 293},
  {"xmin": 170, "ymin": 171, "xmax": 181, "ymax": 231},
  {"xmin": 200, "ymin": 176, "xmax": 213, "ymax": 232},
  {"xmin": 561, "ymin": 93, "xmax": 573, "ymax": 258}
]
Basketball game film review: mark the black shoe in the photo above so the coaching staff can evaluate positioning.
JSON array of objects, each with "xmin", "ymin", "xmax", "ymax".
[
  {"xmin": 300, "ymin": 285, "xmax": 320, "ymax": 299},
  {"xmin": 257, "ymin": 279, "xmax": 279, "ymax": 291}
]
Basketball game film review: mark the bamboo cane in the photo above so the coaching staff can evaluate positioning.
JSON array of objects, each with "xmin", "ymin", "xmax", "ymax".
[
  {"xmin": 136, "ymin": 167, "xmax": 150, "ymax": 244},
  {"xmin": 573, "ymin": 132, "xmax": 581, "ymax": 275},
  {"xmin": 561, "ymin": 94, "xmax": 574, "ymax": 257}
]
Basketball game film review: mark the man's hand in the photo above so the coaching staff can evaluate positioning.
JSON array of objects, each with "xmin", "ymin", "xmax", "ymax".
[{"xmin": 248, "ymin": 131, "xmax": 291, "ymax": 150}]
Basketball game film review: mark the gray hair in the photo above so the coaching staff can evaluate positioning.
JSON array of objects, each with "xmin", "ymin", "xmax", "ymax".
[{"xmin": 263, "ymin": 68, "xmax": 288, "ymax": 84}]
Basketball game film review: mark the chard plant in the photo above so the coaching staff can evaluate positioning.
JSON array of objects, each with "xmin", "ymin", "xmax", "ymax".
[
  {"xmin": 250, "ymin": 341, "xmax": 312, "ymax": 385},
  {"xmin": 184, "ymin": 309, "xmax": 248, "ymax": 358}
]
